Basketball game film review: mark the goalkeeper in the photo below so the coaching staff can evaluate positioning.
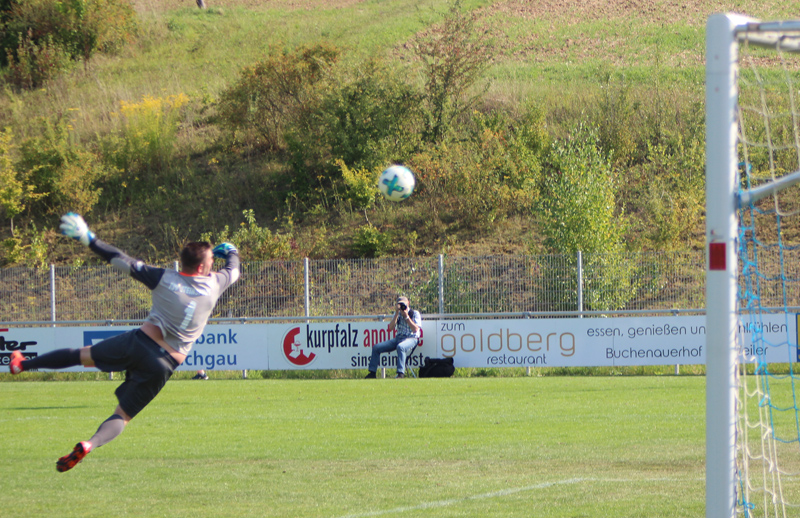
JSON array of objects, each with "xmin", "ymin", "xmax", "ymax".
[{"xmin": 9, "ymin": 213, "xmax": 240, "ymax": 472}]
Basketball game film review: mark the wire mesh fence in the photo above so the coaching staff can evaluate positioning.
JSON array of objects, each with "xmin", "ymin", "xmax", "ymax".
[{"xmin": 0, "ymin": 250, "xmax": 715, "ymax": 324}]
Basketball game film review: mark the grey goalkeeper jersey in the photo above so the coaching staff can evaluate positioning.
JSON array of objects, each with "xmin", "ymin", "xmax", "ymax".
[{"xmin": 90, "ymin": 239, "xmax": 240, "ymax": 355}]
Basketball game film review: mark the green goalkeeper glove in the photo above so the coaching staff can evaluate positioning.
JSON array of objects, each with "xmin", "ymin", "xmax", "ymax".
[
  {"xmin": 212, "ymin": 242, "xmax": 238, "ymax": 259},
  {"xmin": 59, "ymin": 213, "xmax": 96, "ymax": 246}
]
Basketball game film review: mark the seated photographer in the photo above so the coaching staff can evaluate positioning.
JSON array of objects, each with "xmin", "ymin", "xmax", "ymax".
[{"xmin": 365, "ymin": 296, "xmax": 422, "ymax": 379}]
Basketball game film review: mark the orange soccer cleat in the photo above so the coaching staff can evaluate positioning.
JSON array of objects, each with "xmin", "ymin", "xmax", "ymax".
[
  {"xmin": 56, "ymin": 441, "xmax": 93, "ymax": 473},
  {"xmin": 9, "ymin": 351, "xmax": 23, "ymax": 375}
]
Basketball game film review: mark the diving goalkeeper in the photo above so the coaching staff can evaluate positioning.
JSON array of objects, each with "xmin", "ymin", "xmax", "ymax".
[{"xmin": 9, "ymin": 213, "xmax": 240, "ymax": 472}]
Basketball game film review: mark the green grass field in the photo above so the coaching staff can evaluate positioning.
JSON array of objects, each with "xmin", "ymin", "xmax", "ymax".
[{"xmin": 1, "ymin": 376, "xmax": 705, "ymax": 517}]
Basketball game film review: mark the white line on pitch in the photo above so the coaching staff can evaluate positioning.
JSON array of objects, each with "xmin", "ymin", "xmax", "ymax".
[
  {"xmin": 336, "ymin": 477, "xmax": 694, "ymax": 518},
  {"xmin": 336, "ymin": 478, "xmax": 588, "ymax": 518}
]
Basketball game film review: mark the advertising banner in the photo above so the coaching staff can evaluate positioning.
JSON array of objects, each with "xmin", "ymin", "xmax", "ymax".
[
  {"xmin": 0, "ymin": 322, "xmax": 437, "ymax": 373},
  {"xmin": 434, "ymin": 314, "xmax": 795, "ymax": 368},
  {"xmin": 269, "ymin": 321, "xmax": 435, "ymax": 371},
  {"xmin": 0, "ymin": 314, "xmax": 795, "ymax": 372}
]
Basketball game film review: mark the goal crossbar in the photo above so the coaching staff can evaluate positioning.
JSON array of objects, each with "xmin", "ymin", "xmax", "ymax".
[
  {"xmin": 735, "ymin": 20, "xmax": 800, "ymax": 52},
  {"xmin": 737, "ymin": 169, "xmax": 800, "ymax": 207}
]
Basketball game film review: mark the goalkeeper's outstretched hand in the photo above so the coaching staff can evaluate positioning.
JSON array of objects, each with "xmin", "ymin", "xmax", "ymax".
[
  {"xmin": 213, "ymin": 242, "xmax": 238, "ymax": 259},
  {"xmin": 59, "ymin": 213, "xmax": 96, "ymax": 246}
]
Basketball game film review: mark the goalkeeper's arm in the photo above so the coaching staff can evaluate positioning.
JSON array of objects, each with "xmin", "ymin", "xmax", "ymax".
[
  {"xmin": 212, "ymin": 242, "xmax": 241, "ymax": 287},
  {"xmin": 60, "ymin": 213, "xmax": 163, "ymax": 290}
]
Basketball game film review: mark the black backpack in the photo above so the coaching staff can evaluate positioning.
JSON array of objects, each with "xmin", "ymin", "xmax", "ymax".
[{"xmin": 419, "ymin": 357, "xmax": 455, "ymax": 378}]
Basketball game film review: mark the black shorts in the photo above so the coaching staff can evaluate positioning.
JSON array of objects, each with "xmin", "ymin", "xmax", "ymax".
[{"xmin": 90, "ymin": 329, "xmax": 179, "ymax": 419}]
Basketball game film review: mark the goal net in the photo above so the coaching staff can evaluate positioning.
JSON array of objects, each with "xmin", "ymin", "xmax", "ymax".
[{"xmin": 706, "ymin": 14, "xmax": 800, "ymax": 518}]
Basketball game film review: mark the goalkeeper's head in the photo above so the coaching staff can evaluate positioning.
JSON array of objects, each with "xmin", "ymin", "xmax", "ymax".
[{"xmin": 180, "ymin": 242, "xmax": 213, "ymax": 275}]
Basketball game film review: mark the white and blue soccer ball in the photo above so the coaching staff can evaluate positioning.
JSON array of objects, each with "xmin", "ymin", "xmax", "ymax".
[{"xmin": 378, "ymin": 165, "xmax": 416, "ymax": 202}]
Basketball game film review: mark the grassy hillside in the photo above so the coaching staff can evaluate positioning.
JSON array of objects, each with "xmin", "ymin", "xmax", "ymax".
[{"xmin": 0, "ymin": 0, "xmax": 795, "ymax": 266}]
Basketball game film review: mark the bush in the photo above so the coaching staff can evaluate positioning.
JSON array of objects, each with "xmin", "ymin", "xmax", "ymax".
[
  {"xmin": 410, "ymin": 104, "xmax": 547, "ymax": 230},
  {"xmin": 308, "ymin": 60, "xmax": 422, "ymax": 171},
  {"xmin": 0, "ymin": 222, "xmax": 47, "ymax": 267},
  {"xmin": 349, "ymin": 222, "xmax": 418, "ymax": 258},
  {"xmin": 413, "ymin": 0, "xmax": 495, "ymax": 143},
  {"xmin": 0, "ymin": 0, "xmax": 136, "ymax": 89},
  {"xmin": 0, "ymin": 127, "xmax": 41, "ymax": 233},
  {"xmin": 217, "ymin": 43, "xmax": 340, "ymax": 152},
  {"xmin": 637, "ymin": 134, "xmax": 705, "ymax": 249},
  {"xmin": 539, "ymin": 122, "xmax": 625, "ymax": 255},
  {"xmin": 336, "ymin": 160, "xmax": 379, "ymax": 212},
  {"xmin": 537, "ymin": 123, "xmax": 638, "ymax": 311},
  {"xmin": 105, "ymin": 93, "xmax": 189, "ymax": 173},
  {"xmin": 351, "ymin": 224, "xmax": 392, "ymax": 258},
  {"xmin": 285, "ymin": 60, "xmax": 423, "ymax": 206},
  {"xmin": 201, "ymin": 209, "xmax": 294, "ymax": 261},
  {"xmin": 16, "ymin": 117, "xmax": 109, "ymax": 216},
  {"xmin": 4, "ymin": 30, "xmax": 71, "ymax": 89},
  {"xmin": 220, "ymin": 45, "xmax": 426, "ymax": 208},
  {"xmin": 1, "ymin": 0, "xmax": 136, "ymax": 66}
]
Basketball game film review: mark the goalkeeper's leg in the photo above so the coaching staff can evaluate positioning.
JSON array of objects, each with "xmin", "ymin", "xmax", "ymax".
[
  {"xmin": 9, "ymin": 348, "xmax": 83, "ymax": 373},
  {"xmin": 57, "ymin": 409, "xmax": 130, "ymax": 472}
]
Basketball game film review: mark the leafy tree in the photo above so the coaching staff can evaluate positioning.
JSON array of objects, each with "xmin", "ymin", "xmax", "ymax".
[
  {"xmin": 538, "ymin": 123, "xmax": 637, "ymax": 311},
  {"xmin": 540, "ymin": 123, "xmax": 624, "ymax": 255}
]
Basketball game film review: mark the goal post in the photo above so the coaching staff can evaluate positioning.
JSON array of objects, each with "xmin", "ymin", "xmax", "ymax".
[
  {"xmin": 706, "ymin": 14, "xmax": 800, "ymax": 518},
  {"xmin": 705, "ymin": 13, "xmax": 746, "ymax": 518}
]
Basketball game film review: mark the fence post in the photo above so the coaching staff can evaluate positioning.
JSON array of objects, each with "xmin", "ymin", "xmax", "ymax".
[
  {"xmin": 438, "ymin": 254, "xmax": 444, "ymax": 315},
  {"xmin": 50, "ymin": 264, "xmax": 56, "ymax": 325},
  {"xmin": 304, "ymin": 257, "xmax": 310, "ymax": 319},
  {"xmin": 577, "ymin": 251, "xmax": 583, "ymax": 318}
]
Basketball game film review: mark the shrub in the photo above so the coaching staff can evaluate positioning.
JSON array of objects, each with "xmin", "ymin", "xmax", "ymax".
[
  {"xmin": 539, "ymin": 122, "xmax": 625, "ymax": 255},
  {"xmin": 4, "ymin": 30, "xmax": 71, "ymax": 89},
  {"xmin": 349, "ymin": 222, "xmax": 418, "ymax": 258},
  {"xmin": 592, "ymin": 71, "xmax": 640, "ymax": 166},
  {"xmin": 16, "ymin": 117, "xmax": 109, "ymax": 216},
  {"xmin": 201, "ymin": 209, "xmax": 294, "ymax": 261},
  {"xmin": 409, "ymin": 104, "xmax": 547, "ymax": 230},
  {"xmin": 637, "ymin": 134, "xmax": 705, "ymax": 249},
  {"xmin": 0, "ymin": 221, "xmax": 47, "ymax": 267},
  {"xmin": 217, "ymin": 43, "xmax": 340, "ymax": 152},
  {"xmin": 308, "ymin": 60, "xmax": 422, "ymax": 170},
  {"xmin": 106, "ymin": 93, "xmax": 189, "ymax": 173},
  {"xmin": 0, "ymin": 127, "xmax": 41, "ymax": 233},
  {"xmin": 285, "ymin": 60, "xmax": 422, "ymax": 206},
  {"xmin": 537, "ymin": 123, "xmax": 638, "ymax": 311},
  {"xmin": 413, "ymin": 0, "xmax": 495, "ymax": 143},
  {"xmin": 351, "ymin": 224, "xmax": 392, "ymax": 258},
  {"xmin": 1, "ymin": 0, "xmax": 136, "ymax": 66},
  {"xmin": 336, "ymin": 160, "xmax": 378, "ymax": 212}
]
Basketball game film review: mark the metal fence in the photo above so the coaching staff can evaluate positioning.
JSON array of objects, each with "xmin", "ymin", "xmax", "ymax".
[{"xmin": 0, "ymin": 251, "xmax": 715, "ymax": 324}]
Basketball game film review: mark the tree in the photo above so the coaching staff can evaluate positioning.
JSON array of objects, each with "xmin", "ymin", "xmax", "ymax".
[{"xmin": 538, "ymin": 123, "xmax": 637, "ymax": 311}]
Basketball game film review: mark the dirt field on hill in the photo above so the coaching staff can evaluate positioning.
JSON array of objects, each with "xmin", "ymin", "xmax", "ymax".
[
  {"xmin": 133, "ymin": 0, "xmax": 364, "ymax": 12},
  {"xmin": 485, "ymin": 0, "xmax": 750, "ymax": 26},
  {"xmin": 135, "ymin": 0, "xmax": 757, "ymax": 23}
]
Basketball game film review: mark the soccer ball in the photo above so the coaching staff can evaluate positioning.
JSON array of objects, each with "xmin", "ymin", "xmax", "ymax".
[{"xmin": 378, "ymin": 165, "xmax": 415, "ymax": 202}]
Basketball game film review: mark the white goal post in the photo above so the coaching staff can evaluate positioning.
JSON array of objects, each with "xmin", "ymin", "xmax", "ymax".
[{"xmin": 705, "ymin": 13, "xmax": 800, "ymax": 518}]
